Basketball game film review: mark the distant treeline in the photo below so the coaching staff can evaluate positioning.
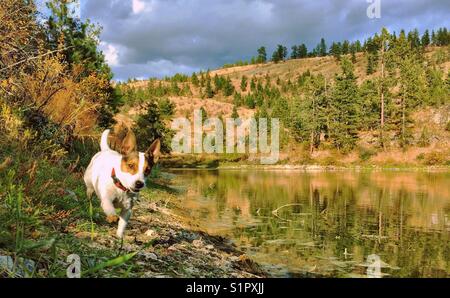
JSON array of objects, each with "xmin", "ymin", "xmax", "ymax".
[{"xmin": 221, "ymin": 27, "xmax": 450, "ymax": 68}]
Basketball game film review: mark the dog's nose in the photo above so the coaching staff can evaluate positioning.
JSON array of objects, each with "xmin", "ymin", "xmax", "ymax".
[{"xmin": 135, "ymin": 181, "xmax": 144, "ymax": 189}]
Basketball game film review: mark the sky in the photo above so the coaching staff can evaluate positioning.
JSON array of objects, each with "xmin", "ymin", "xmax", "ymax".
[{"xmin": 79, "ymin": 0, "xmax": 450, "ymax": 81}]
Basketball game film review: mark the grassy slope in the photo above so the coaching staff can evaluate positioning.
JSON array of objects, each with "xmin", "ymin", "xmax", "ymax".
[{"xmin": 125, "ymin": 47, "xmax": 450, "ymax": 168}]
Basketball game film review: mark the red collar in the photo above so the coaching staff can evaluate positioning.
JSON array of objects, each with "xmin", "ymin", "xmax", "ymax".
[{"xmin": 111, "ymin": 168, "xmax": 129, "ymax": 192}]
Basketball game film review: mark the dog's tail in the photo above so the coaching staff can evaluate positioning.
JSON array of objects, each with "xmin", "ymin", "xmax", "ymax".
[{"xmin": 100, "ymin": 129, "xmax": 111, "ymax": 151}]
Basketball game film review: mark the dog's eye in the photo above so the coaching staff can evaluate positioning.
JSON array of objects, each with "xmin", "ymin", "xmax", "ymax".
[{"xmin": 144, "ymin": 167, "xmax": 151, "ymax": 176}]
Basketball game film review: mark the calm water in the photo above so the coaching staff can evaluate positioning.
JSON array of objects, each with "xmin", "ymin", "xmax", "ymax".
[{"xmin": 171, "ymin": 169, "xmax": 450, "ymax": 277}]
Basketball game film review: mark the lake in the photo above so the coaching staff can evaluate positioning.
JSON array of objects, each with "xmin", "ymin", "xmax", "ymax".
[{"xmin": 170, "ymin": 169, "xmax": 450, "ymax": 277}]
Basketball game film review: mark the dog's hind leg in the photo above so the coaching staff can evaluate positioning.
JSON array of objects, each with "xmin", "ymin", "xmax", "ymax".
[
  {"xmin": 117, "ymin": 208, "xmax": 132, "ymax": 238},
  {"xmin": 86, "ymin": 187, "xmax": 94, "ymax": 200}
]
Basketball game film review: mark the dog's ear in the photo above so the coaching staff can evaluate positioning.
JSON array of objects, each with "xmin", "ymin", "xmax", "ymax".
[
  {"xmin": 120, "ymin": 129, "xmax": 137, "ymax": 155},
  {"xmin": 146, "ymin": 139, "xmax": 161, "ymax": 163}
]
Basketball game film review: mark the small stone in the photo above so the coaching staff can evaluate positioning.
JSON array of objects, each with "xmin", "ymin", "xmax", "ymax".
[
  {"xmin": 205, "ymin": 244, "xmax": 214, "ymax": 250},
  {"xmin": 192, "ymin": 239, "xmax": 204, "ymax": 248},
  {"xmin": 147, "ymin": 253, "xmax": 158, "ymax": 260},
  {"xmin": 145, "ymin": 229, "xmax": 156, "ymax": 237}
]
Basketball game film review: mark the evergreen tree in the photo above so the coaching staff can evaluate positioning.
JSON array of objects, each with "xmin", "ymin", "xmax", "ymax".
[
  {"xmin": 136, "ymin": 100, "xmax": 174, "ymax": 153},
  {"xmin": 223, "ymin": 76, "xmax": 235, "ymax": 96},
  {"xmin": 421, "ymin": 29, "xmax": 430, "ymax": 47},
  {"xmin": 245, "ymin": 94, "xmax": 256, "ymax": 109},
  {"xmin": 191, "ymin": 72, "xmax": 199, "ymax": 87},
  {"xmin": 298, "ymin": 44, "xmax": 308, "ymax": 58},
  {"xmin": 250, "ymin": 76, "xmax": 257, "ymax": 91},
  {"xmin": 319, "ymin": 38, "xmax": 327, "ymax": 56},
  {"xmin": 231, "ymin": 105, "xmax": 239, "ymax": 119},
  {"xmin": 329, "ymin": 58, "xmax": 360, "ymax": 151},
  {"xmin": 233, "ymin": 92, "xmax": 242, "ymax": 106},
  {"xmin": 205, "ymin": 75, "xmax": 214, "ymax": 98},
  {"xmin": 350, "ymin": 43, "xmax": 357, "ymax": 63},
  {"xmin": 240, "ymin": 75, "xmax": 248, "ymax": 91},
  {"xmin": 46, "ymin": 0, "xmax": 111, "ymax": 78},
  {"xmin": 272, "ymin": 44, "xmax": 287, "ymax": 63},
  {"xmin": 342, "ymin": 40, "xmax": 350, "ymax": 54},
  {"xmin": 330, "ymin": 42, "xmax": 342, "ymax": 60},
  {"xmin": 257, "ymin": 46, "xmax": 267, "ymax": 63},
  {"xmin": 291, "ymin": 45, "xmax": 298, "ymax": 59}
]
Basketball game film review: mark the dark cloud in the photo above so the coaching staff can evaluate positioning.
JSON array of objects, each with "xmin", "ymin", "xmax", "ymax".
[{"xmin": 81, "ymin": 0, "xmax": 450, "ymax": 80}]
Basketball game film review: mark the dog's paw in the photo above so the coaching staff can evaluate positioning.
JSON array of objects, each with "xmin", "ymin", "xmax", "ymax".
[{"xmin": 106, "ymin": 215, "xmax": 119, "ymax": 223}]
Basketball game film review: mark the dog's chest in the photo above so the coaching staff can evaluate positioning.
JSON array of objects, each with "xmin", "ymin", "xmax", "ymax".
[{"xmin": 113, "ymin": 192, "xmax": 138, "ymax": 210}]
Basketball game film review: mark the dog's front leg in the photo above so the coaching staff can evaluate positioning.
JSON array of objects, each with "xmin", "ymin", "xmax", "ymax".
[
  {"xmin": 117, "ymin": 208, "xmax": 132, "ymax": 238},
  {"xmin": 100, "ymin": 195, "xmax": 118, "ymax": 223}
]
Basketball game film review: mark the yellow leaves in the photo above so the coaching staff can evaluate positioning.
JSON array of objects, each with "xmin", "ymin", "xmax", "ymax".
[{"xmin": 0, "ymin": 101, "xmax": 23, "ymax": 140}]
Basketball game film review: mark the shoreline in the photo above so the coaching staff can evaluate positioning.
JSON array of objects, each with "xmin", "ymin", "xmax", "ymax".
[{"xmin": 164, "ymin": 163, "xmax": 450, "ymax": 172}]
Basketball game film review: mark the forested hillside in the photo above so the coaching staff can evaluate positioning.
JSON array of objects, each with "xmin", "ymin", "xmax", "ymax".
[{"xmin": 119, "ymin": 28, "xmax": 450, "ymax": 166}]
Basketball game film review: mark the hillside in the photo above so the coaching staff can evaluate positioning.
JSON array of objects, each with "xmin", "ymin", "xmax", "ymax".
[{"xmin": 119, "ymin": 46, "xmax": 450, "ymax": 167}]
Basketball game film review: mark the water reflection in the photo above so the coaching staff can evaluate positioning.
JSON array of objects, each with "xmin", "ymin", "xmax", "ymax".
[{"xmin": 172, "ymin": 169, "xmax": 450, "ymax": 277}]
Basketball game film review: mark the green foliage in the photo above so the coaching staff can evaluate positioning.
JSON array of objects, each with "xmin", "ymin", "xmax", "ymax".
[
  {"xmin": 191, "ymin": 72, "xmax": 199, "ymax": 87},
  {"xmin": 231, "ymin": 105, "xmax": 239, "ymax": 119},
  {"xmin": 272, "ymin": 45, "xmax": 287, "ymax": 63},
  {"xmin": 46, "ymin": 0, "xmax": 111, "ymax": 79},
  {"xmin": 330, "ymin": 42, "xmax": 342, "ymax": 60},
  {"xmin": 204, "ymin": 75, "xmax": 214, "ymax": 98},
  {"xmin": 240, "ymin": 75, "xmax": 248, "ymax": 91},
  {"xmin": 358, "ymin": 146, "xmax": 376, "ymax": 161},
  {"xmin": 329, "ymin": 58, "xmax": 361, "ymax": 151},
  {"xmin": 223, "ymin": 76, "xmax": 235, "ymax": 96},
  {"xmin": 257, "ymin": 46, "xmax": 267, "ymax": 63},
  {"xmin": 233, "ymin": 92, "xmax": 242, "ymax": 106},
  {"xmin": 135, "ymin": 100, "xmax": 174, "ymax": 153}
]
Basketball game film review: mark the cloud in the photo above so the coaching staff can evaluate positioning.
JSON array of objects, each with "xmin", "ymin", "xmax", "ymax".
[
  {"xmin": 132, "ymin": 0, "xmax": 146, "ymax": 14},
  {"xmin": 81, "ymin": 0, "xmax": 450, "ymax": 80},
  {"xmin": 101, "ymin": 42, "xmax": 120, "ymax": 66}
]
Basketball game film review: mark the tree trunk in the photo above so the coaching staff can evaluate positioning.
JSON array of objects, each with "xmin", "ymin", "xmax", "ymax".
[{"xmin": 380, "ymin": 41, "xmax": 385, "ymax": 149}]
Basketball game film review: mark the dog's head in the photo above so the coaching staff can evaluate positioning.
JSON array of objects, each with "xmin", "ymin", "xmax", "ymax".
[{"xmin": 118, "ymin": 137, "xmax": 161, "ymax": 193}]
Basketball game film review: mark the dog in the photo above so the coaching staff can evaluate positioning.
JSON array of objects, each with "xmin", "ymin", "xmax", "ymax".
[{"xmin": 83, "ymin": 127, "xmax": 160, "ymax": 238}]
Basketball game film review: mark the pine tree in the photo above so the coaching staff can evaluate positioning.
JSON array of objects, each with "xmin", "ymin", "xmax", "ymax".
[
  {"xmin": 191, "ymin": 72, "xmax": 199, "ymax": 87},
  {"xmin": 233, "ymin": 92, "xmax": 242, "ymax": 106},
  {"xmin": 421, "ymin": 29, "xmax": 430, "ymax": 47},
  {"xmin": 330, "ymin": 42, "xmax": 342, "ymax": 60},
  {"xmin": 329, "ymin": 58, "xmax": 360, "ymax": 151},
  {"xmin": 299, "ymin": 44, "xmax": 308, "ymax": 58},
  {"xmin": 205, "ymin": 75, "xmax": 214, "ymax": 98},
  {"xmin": 291, "ymin": 45, "xmax": 298, "ymax": 59},
  {"xmin": 240, "ymin": 75, "xmax": 248, "ymax": 91},
  {"xmin": 272, "ymin": 45, "xmax": 287, "ymax": 63},
  {"xmin": 223, "ymin": 76, "xmax": 235, "ymax": 96},
  {"xmin": 350, "ymin": 43, "xmax": 357, "ymax": 63},
  {"xmin": 250, "ymin": 76, "xmax": 257, "ymax": 91},
  {"xmin": 231, "ymin": 105, "xmax": 239, "ymax": 119},
  {"xmin": 257, "ymin": 46, "xmax": 267, "ymax": 63},
  {"xmin": 342, "ymin": 40, "xmax": 350, "ymax": 54},
  {"xmin": 319, "ymin": 38, "xmax": 327, "ymax": 56}
]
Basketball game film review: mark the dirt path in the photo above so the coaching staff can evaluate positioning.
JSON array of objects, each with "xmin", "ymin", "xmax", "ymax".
[{"xmin": 72, "ymin": 177, "xmax": 266, "ymax": 278}]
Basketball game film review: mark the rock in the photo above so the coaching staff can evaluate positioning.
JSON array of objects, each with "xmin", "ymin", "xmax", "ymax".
[
  {"xmin": 205, "ymin": 244, "xmax": 214, "ymax": 250},
  {"xmin": 147, "ymin": 253, "xmax": 158, "ymax": 260},
  {"xmin": 192, "ymin": 238, "xmax": 204, "ymax": 248},
  {"xmin": 145, "ymin": 229, "xmax": 156, "ymax": 237}
]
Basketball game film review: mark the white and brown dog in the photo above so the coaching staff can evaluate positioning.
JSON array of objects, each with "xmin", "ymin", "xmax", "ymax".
[{"xmin": 84, "ymin": 127, "xmax": 160, "ymax": 238}]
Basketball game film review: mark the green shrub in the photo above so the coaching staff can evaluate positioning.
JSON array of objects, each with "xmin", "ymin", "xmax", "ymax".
[
  {"xmin": 422, "ymin": 151, "xmax": 449, "ymax": 165},
  {"xmin": 358, "ymin": 146, "xmax": 376, "ymax": 161}
]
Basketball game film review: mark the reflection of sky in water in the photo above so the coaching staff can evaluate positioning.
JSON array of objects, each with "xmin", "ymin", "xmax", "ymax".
[{"xmin": 172, "ymin": 169, "xmax": 450, "ymax": 277}]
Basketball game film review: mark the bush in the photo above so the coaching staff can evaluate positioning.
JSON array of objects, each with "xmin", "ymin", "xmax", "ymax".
[
  {"xmin": 358, "ymin": 146, "xmax": 376, "ymax": 161},
  {"xmin": 422, "ymin": 151, "xmax": 449, "ymax": 165}
]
